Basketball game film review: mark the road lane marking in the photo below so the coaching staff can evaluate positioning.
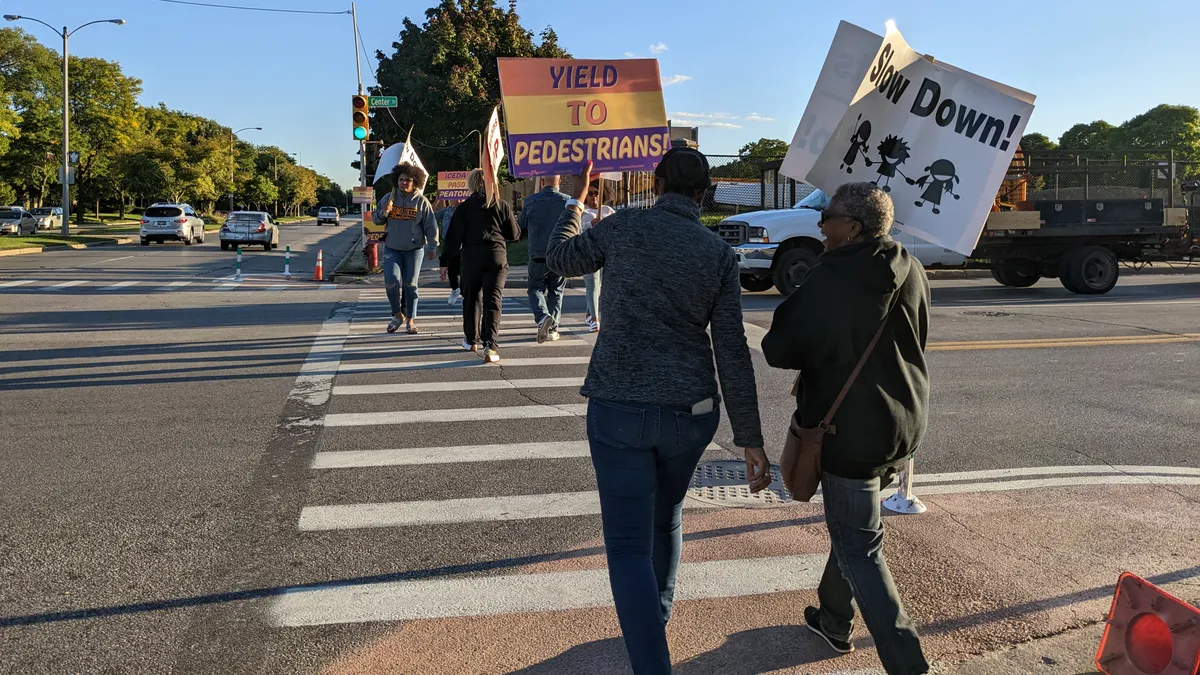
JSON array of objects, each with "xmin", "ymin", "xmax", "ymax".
[
  {"xmin": 268, "ymin": 554, "xmax": 826, "ymax": 627},
  {"xmin": 339, "ymin": 340, "xmax": 586, "ymax": 356},
  {"xmin": 337, "ymin": 356, "xmax": 591, "ymax": 373},
  {"xmin": 97, "ymin": 255, "xmax": 135, "ymax": 263},
  {"xmin": 322, "ymin": 403, "xmax": 588, "ymax": 428},
  {"xmin": 47, "ymin": 280, "xmax": 87, "ymax": 290},
  {"xmin": 914, "ymin": 465, "xmax": 1200, "ymax": 483},
  {"xmin": 0, "ymin": 279, "xmax": 36, "ymax": 288},
  {"xmin": 320, "ymin": 284, "xmax": 337, "ymax": 290},
  {"xmin": 744, "ymin": 321, "xmax": 1200, "ymax": 353},
  {"xmin": 300, "ymin": 491, "xmax": 601, "ymax": 530},
  {"xmin": 312, "ymin": 441, "xmax": 722, "ymax": 469},
  {"xmin": 267, "ymin": 284, "xmax": 290, "ymax": 291},
  {"xmin": 287, "ymin": 307, "xmax": 353, "ymax": 409},
  {"xmin": 158, "ymin": 281, "xmax": 193, "ymax": 291},
  {"xmin": 215, "ymin": 282, "xmax": 241, "ymax": 291},
  {"xmin": 916, "ymin": 474, "xmax": 1200, "ymax": 496},
  {"xmin": 332, "ymin": 377, "xmax": 585, "ymax": 395},
  {"xmin": 102, "ymin": 281, "xmax": 139, "ymax": 290}
]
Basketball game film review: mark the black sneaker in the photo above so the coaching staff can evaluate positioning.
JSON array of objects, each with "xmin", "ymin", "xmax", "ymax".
[{"xmin": 804, "ymin": 606, "xmax": 853, "ymax": 654}]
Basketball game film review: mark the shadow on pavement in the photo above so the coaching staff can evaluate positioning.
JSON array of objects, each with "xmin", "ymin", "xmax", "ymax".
[
  {"xmin": 0, "ymin": 302, "xmax": 346, "ymax": 333},
  {"xmin": 0, "ymin": 517, "xmax": 821, "ymax": 628},
  {"xmin": 506, "ymin": 638, "xmax": 632, "ymax": 674},
  {"xmin": 675, "ymin": 625, "xmax": 834, "ymax": 675}
]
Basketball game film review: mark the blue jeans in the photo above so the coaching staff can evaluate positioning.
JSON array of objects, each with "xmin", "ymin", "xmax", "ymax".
[
  {"xmin": 383, "ymin": 247, "xmax": 424, "ymax": 320},
  {"xmin": 584, "ymin": 268, "xmax": 602, "ymax": 320},
  {"xmin": 527, "ymin": 260, "xmax": 565, "ymax": 326},
  {"xmin": 587, "ymin": 398, "xmax": 720, "ymax": 675},
  {"xmin": 819, "ymin": 472, "xmax": 929, "ymax": 675}
]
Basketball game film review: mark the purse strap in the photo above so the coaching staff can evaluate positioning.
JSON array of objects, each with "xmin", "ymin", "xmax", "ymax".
[{"xmin": 819, "ymin": 292, "xmax": 902, "ymax": 431}]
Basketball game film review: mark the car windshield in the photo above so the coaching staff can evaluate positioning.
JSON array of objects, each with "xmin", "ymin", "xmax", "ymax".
[
  {"xmin": 792, "ymin": 189, "xmax": 829, "ymax": 210},
  {"xmin": 31, "ymin": 208, "xmax": 53, "ymax": 216},
  {"xmin": 0, "ymin": 208, "xmax": 20, "ymax": 216},
  {"xmin": 145, "ymin": 206, "xmax": 183, "ymax": 218},
  {"xmin": 319, "ymin": 208, "xmax": 336, "ymax": 213}
]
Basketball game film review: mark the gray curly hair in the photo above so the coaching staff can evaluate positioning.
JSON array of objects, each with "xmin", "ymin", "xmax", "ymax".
[{"xmin": 829, "ymin": 182, "xmax": 894, "ymax": 239}]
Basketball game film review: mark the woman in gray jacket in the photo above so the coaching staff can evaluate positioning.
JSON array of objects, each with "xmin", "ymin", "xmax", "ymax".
[{"xmin": 372, "ymin": 162, "xmax": 438, "ymax": 334}]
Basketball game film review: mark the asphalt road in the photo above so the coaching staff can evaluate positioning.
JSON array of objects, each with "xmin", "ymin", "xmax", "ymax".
[{"xmin": 0, "ymin": 257, "xmax": 1197, "ymax": 674}]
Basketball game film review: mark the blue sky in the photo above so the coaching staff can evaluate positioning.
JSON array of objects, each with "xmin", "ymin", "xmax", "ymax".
[{"xmin": 13, "ymin": 0, "xmax": 1197, "ymax": 189}]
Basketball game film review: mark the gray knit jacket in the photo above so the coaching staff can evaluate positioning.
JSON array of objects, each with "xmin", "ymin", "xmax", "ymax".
[{"xmin": 546, "ymin": 193, "xmax": 764, "ymax": 448}]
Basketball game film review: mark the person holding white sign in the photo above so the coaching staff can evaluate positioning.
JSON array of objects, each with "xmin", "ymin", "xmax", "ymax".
[{"xmin": 762, "ymin": 182, "xmax": 931, "ymax": 674}]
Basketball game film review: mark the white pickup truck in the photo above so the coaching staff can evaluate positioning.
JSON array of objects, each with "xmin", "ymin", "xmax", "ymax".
[{"xmin": 721, "ymin": 189, "xmax": 967, "ymax": 294}]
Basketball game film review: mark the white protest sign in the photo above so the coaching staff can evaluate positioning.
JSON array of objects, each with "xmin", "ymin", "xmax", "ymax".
[
  {"xmin": 780, "ymin": 21, "xmax": 883, "ymax": 182},
  {"xmin": 799, "ymin": 26, "xmax": 1036, "ymax": 256}
]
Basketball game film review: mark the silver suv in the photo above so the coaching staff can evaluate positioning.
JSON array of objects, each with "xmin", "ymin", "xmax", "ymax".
[
  {"xmin": 140, "ymin": 203, "xmax": 205, "ymax": 246},
  {"xmin": 317, "ymin": 206, "xmax": 340, "ymax": 226}
]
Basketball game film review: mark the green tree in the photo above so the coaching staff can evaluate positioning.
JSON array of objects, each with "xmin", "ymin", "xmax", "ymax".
[
  {"xmin": 66, "ymin": 55, "xmax": 142, "ymax": 222},
  {"xmin": 1058, "ymin": 120, "xmax": 1117, "ymax": 151},
  {"xmin": 372, "ymin": 0, "xmax": 569, "ymax": 172},
  {"xmin": 1020, "ymin": 133, "xmax": 1057, "ymax": 153},
  {"xmin": 711, "ymin": 137, "xmax": 788, "ymax": 179},
  {"xmin": 244, "ymin": 175, "xmax": 279, "ymax": 211},
  {"xmin": 1114, "ymin": 104, "xmax": 1200, "ymax": 160}
]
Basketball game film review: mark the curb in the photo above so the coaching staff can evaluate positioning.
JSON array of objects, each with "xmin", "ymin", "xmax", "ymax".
[{"xmin": 0, "ymin": 236, "xmax": 135, "ymax": 257}]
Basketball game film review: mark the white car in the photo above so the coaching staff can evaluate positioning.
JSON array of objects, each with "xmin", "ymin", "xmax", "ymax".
[
  {"xmin": 0, "ymin": 207, "xmax": 38, "ymax": 236},
  {"xmin": 29, "ymin": 207, "xmax": 63, "ymax": 231},
  {"xmin": 140, "ymin": 203, "xmax": 205, "ymax": 246},
  {"xmin": 723, "ymin": 189, "xmax": 967, "ymax": 294},
  {"xmin": 317, "ymin": 206, "xmax": 341, "ymax": 226}
]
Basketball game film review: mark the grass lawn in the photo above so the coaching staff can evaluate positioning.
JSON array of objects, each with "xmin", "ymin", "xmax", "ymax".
[
  {"xmin": 276, "ymin": 216, "xmax": 315, "ymax": 224},
  {"xmin": 700, "ymin": 213, "xmax": 726, "ymax": 228},
  {"xmin": 0, "ymin": 234, "xmax": 116, "ymax": 250}
]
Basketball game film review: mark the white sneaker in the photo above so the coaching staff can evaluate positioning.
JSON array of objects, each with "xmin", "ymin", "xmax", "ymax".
[
  {"xmin": 461, "ymin": 339, "xmax": 478, "ymax": 352},
  {"xmin": 483, "ymin": 343, "xmax": 500, "ymax": 363},
  {"xmin": 454, "ymin": 290, "xmax": 463, "ymax": 304},
  {"xmin": 548, "ymin": 329, "xmax": 561, "ymax": 341},
  {"xmin": 447, "ymin": 291, "xmax": 458, "ymax": 306}
]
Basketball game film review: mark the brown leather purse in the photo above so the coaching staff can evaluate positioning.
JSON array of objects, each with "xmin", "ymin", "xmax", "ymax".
[{"xmin": 780, "ymin": 300, "xmax": 897, "ymax": 501}]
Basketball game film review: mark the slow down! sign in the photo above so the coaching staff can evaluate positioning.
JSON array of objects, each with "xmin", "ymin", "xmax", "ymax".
[{"xmin": 497, "ymin": 58, "xmax": 670, "ymax": 178}]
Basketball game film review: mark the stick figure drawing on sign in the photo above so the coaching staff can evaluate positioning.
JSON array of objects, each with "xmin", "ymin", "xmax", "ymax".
[
  {"xmin": 911, "ymin": 159, "xmax": 962, "ymax": 215},
  {"xmin": 841, "ymin": 116, "xmax": 872, "ymax": 174},
  {"xmin": 873, "ymin": 135, "xmax": 911, "ymax": 192}
]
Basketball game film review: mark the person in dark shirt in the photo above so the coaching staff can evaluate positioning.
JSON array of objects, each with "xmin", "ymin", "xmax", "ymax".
[
  {"xmin": 547, "ymin": 151, "xmax": 770, "ymax": 674},
  {"xmin": 762, "ymin": 181, "xmax": 930, "ymax": 674},
  {"xmin": 518, "ymin": 175, "xmax": 570, "ymax": 343},
  {"xmin": 442, "ymin": 170, "xmax": 521, "ymax": 363}
]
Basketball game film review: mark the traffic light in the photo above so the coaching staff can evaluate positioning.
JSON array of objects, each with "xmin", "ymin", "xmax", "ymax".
[{"xmin": 352, "ymin": 95, "xmax": 369, "ymax": 141}]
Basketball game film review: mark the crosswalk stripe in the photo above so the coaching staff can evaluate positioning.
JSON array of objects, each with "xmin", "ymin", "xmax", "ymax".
[
  {"xmin": 102, "ymin": 281, "xmax": 139, "ymax": 290},
  {"xmin": 300, "ymin": 490, "xmax": 599, "ymax": 530},
  {"xmin": 915, "ymin": 464, "xmax": 1200, "ymax": 483},
  {"xmin": 322, "ymin": 403, "xmax": 588, "ymax": 427},
  {"xmin": 267, "ymin": 284, "xmax": 290, "ymax": 291},
  {"xmin": 158, "ymin": 281, "xmax": 193, "ymax": 291},
  {"xmin": 47, "ymin": 280, "xmax": 87, "ymax": 290},
  {"xmin": 312, "ymin": 441, "xmax": 722, "ymax": 469},
  {"xmin": 320, "ymin": 284, "xmax": 338, "ymax": 290},
  {"xmin": 268, "ymin": 554, "xmax": 826, "ymax": 627},
  {"xmin": 332, "ymin": 377, "xmax": 585, "ymax": 396},
  {"xmin": 0, "ymin": 279, "xmax": 36, "ymax": 288},
  {"xmin": 339, "ymin": 339, "xmax": 585, "ymax": 355},
  {"xmin": 337, "ymin": 356, "xmax": 592, "ymax": 373},
  {"xmin": 215, "ymin": 282, "xmax": 241, "ymax": 291}
]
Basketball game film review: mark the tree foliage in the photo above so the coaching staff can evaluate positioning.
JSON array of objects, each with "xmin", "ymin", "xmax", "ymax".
[
  {"xmin": 710, "ymin": 137, "xmax": 788, "ymax": 179},
  {"xmin": 0, "ymin": 27, "xmax": 339, "ymax": 218},
  {"xmin": 371, "ymin": 0, "xmax": 569, "ymax": 174},
  {"xmin": 1057, "ymin": 120, "xmax": 1118, "ymax": 151}
]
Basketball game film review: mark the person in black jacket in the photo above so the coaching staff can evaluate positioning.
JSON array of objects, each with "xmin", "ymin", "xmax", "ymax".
[
  {"xmin": 762, "ymin": 182, "xmax": 931, "ymax": 675},
  {"xmin": 442, "ymin": 169, "xmax": 521, "ymax": 363}
]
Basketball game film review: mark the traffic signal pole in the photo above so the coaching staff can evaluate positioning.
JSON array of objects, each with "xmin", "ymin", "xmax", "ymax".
[{"xmin": 352, "ymin": 2, "xmax": 366, "ymax": 195}]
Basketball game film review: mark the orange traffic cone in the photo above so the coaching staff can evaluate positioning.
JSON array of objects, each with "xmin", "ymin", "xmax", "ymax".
[{"xmin": 312, "ymin": 250, "xmax": 324, "ymax": 281}]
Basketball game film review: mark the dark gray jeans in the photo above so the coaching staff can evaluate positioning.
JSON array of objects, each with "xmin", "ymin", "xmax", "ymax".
[{"xmin": 818, "ymin": 472, "xmax": 929, "ymax": 675}]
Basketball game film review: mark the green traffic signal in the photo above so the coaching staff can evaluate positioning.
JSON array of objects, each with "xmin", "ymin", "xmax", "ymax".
[{"xmin": 354, "ymin": 126, "xmax": 367, "ymax": 140}]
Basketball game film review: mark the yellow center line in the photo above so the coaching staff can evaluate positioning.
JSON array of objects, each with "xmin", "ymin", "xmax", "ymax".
[{"xmin": 928, "ymin": 334, "xmax": 1200, "ymax": 351}]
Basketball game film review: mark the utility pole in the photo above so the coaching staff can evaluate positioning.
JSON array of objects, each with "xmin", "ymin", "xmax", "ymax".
[{"xmin": 352, "ymin": 2, "xmax": 367, "ymax": 201}]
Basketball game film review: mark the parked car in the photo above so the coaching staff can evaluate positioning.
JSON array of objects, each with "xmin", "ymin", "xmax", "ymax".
[
  {"xmin": 29, "ymin": 207, "xmax": 63, "ymax": 231},
  {"xmin": 220, "ymin": 211, "xmax": 279, "ymax": 251},
  {"xmin": 317, "ymin": 206, "xmax": 341, "ymax": 226},
  {"xmin": 140, "ymin": 203, "xmax": 205, "ymax": 246},
  {"xmin": 0, "ymin": 207, "xmax": 39, "ymax": 236}
]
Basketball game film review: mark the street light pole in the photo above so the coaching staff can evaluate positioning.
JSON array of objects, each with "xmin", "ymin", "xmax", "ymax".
[
  {"xmin": 4, "ymin": 15, "xmax": 125, "ymax": 236},
  {"xmin": 229, "ymin": 126, "xmax": 262, "ymax": 212}
]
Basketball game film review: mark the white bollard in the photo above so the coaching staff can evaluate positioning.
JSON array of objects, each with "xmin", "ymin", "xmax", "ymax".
[
  {"xmin": 882, "ymin": 457, "xmax": 926, "ymax": 514},
  {"xmin": 234, "ymin": 246, "xmax": 243, "ymax": 281},
  {"xmin": 284, "ymin": 245, "xmax": 292, "ymax": 278}
]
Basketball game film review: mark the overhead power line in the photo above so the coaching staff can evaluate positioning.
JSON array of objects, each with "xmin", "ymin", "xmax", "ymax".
[{"xmin": 148, "ymin": 0, "xmax": 351, "ymax": 15}]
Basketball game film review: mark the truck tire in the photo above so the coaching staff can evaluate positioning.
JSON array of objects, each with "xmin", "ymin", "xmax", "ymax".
[
  {"xmin": 773, "ymin": 247, "xmax": 820, "ymax": 296},
  {"xmin": 1058, "ymin": 251, "xmax": 1081, "ymax": 293},
  {"xmin": 739, "ymin": 275, "xmax": 774, "ymax": 293},
  {"xmin": 1066, "ymin": 245, "xmax": 1119, "ymax": 294},
  {"xmin": 997, "ymin": 264, "xmax": 1039, "ymax": 288},
  {"xmin": 991, "ymin": 267, "xmax": 1013, "ymax": 286}
]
